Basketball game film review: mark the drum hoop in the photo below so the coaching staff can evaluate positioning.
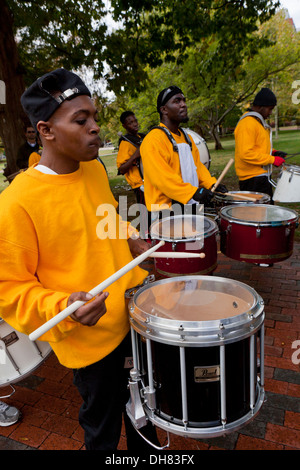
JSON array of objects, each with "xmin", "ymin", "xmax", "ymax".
[
  {"xmin": 215, "ymin": 191, "xmax": 270, "ymax": 203},
  {"xmin": 129, "ymin": 275, "xmax": 264, "ymax": 345},
  {"xmin": 150, "ymin": 215, "xmax": 218, "ymax": 242},
  {"xmin": 220, "ymin": 204, "xmax": 299, "ymax": 227},
  {"xmin": 282, "ymin": 164, "xmax": 300, "ymax": 175}
]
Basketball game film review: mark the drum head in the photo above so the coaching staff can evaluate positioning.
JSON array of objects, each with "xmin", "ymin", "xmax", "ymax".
[
  {"xmin": 129, "ymin": 276, "xmax": 264, "ymax": 345},
  {"xmin": 215, "ymin": 191, "xmax": 270, "ymax": 204},
  {"xmin": 150, "ymin": 215, "xmax": 218, "ymax": 242},
  {"xmin": 220, "ymin": 204, "xmax": 299, "ymax": 226}
]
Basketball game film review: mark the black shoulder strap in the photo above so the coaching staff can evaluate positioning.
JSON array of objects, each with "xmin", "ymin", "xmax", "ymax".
[
  {"xmin": 118, "ymin": 133, "xmax": 145, "ymax": 148},
  {"xmin": 151, "ymin": 126, "xmax": 192, "ymax": 152}
]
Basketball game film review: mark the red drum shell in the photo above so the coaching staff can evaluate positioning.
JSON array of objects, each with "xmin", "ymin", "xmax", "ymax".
[
  {"xmin": 220, "ymin": 204, "xmax": 298, "ymax": 264},
  {"xmin": 151, "ymin": 215, "xmax": 218, "ymax": 276}
]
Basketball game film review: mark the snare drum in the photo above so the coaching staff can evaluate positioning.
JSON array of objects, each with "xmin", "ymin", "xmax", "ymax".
[
  {"xmin": 0, "ymin": 318, "xmax": 52, "ymax": 386},
  {"xmin": 220, "ymin": 204, "xmax": 299, "ymax": 264},
  {"xmin": 184, "ymin": 129, "xmax": 211, "ymax": 169},
  {"xmin": 150, "ymin": 215, "xmax": 218, "ymax": 277},
  {"xmin": 273, "ymin": 164, "xmax": 300, "ymax": 202},
  {"xmin": 214, "ymin": 191, "xmax": 270, "ymax": 213},
  {"xmin": 127, "ymin": 276, "xmax": 265, "ymax": 438}
]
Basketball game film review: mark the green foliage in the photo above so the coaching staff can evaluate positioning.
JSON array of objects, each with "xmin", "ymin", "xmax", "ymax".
[{"xmin": 7, "ymin": 0, "xmax": 107, "ymax": 85}]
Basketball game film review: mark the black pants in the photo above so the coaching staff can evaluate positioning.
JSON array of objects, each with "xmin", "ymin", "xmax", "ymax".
[
  {"xmin": 239, "ymin": 175, "xmax": 273, "ymax": 201},
  {"xmin": 73, "ymin": 333, "xmax": 159, "ymax": 451}
]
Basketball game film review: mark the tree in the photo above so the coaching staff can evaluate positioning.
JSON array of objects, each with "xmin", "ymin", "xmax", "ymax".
[
  {"xmin": 105, "ymin": 0, "xmax": 280, "ymax": 96},
  {"xmin": 0, "ymin": 0, "xmax": 106, "ymax": 174},
  {"xmin": 109, "ymin": 9, "xmax": 299, "ymax": 150}
]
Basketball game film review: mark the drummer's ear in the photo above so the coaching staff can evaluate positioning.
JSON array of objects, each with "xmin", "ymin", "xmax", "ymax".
[{"xmin": 37, "ymin": 121, "xmax": 54, "ymax": 141}]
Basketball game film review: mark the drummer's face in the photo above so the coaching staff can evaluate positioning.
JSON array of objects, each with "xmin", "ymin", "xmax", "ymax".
[
  {"xmin": 260, "ymin": 106, "xmax": 275, "ymax": 119},
  {"xmin": 164, "ymin": 93, "xmax": 189, "ymax": 123}
]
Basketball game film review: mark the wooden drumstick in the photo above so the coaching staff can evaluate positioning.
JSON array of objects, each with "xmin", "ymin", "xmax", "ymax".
[
  {"xmin": 150, "ymin": 252, "xmax": 206, "ymax": 258},
  {"xmin": 211, "ymin": 158, "xmax": 234, "ymax": 193},
  {"xmin": 29, "ymin": 240, "xmax": 165, "ymax": 342},
  {"xmin": 215, "ymin": 191, "xmax": 257, "ymax": 202}
]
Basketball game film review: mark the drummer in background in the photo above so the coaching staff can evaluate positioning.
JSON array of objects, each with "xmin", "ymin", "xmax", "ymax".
[
  {"xmin": 140, "ymin": 86, "xmax": 227, "ymax": 224},
  {"xmin": 117, "ymin": 111, "xmax": 149, "ymax": 237},
  {"xmin": 234, "ymin": 87, "xmax": 287, "ymax": 200},
  {"xmin": 0, "ymin": 68, "xmax": 159, "ymax": 451}
]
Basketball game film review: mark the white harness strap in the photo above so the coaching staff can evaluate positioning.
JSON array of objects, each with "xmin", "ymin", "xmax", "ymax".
[{"xmin": 177, "ymin": 142, "xmax": 198, "ymax": 204}]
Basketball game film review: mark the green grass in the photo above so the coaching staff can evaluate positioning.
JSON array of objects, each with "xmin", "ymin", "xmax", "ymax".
[{"xmin": 1, "ymin": 130, "xmax": 299, "ymax": 240}]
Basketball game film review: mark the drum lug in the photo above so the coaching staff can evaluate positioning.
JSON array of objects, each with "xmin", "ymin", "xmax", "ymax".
[
  {"xmin": 126, "ymin": 369, "xmax": 148, "ymax": 430},
  {"xmin": 218, "ymin": 322, "xmax": 225, "ymax": 340},
  {"xmin": 172, "ymin": 242, "xmax": 177, "ymax": 251},
  {"xmin": 285, "ymin": 227, "xmax": 291, "ymax": 237},
  {"xmin": 256, "ymin": 228, "xmax": 261, "ymax": 238},
  {"xmin": 143, "ymin": 386, "xmax": 157, "ymax": 411}
]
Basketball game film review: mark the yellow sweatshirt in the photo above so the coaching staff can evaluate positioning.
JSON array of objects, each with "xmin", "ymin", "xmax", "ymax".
[
  {"xmin": 0, "ymin": 160, "xmax": 147, "ymax": 369},
  {"xmin": 234, "ymin": 114, "xmax": 276, "ymax": 181},
  {"xmin": 116, "ymin": 139, "xmax": 143, "ymax": 189},
  {"xmin": 140, "ymin": 124, "xmax": 216, "ymax": 211},
  {"xmin": 28, "ymin": 151, "xmax": 41, "ymax": 167}
]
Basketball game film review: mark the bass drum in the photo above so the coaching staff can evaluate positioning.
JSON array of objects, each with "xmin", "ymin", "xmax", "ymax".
[
  {"xmin": 0, "ymin": 318, "xmax": 52, "ymax": 386},
  {"xmin": 184, "ymin": 129, "xmax": 211, "ymax": 169}
]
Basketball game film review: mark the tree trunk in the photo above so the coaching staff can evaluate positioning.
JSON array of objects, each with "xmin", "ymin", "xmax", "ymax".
[
  {"xmin": 0, "ymin": 0, "xmax": 27, "ymax": 176},
  {"xmin": 210, "ymin": 124, "xmax": 223, "ymax": 150}
]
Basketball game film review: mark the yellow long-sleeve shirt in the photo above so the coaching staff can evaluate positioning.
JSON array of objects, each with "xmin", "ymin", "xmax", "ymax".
[
  {"xmin": 116, "ymin": 138, "xmax": 143, "ymax": 189},
  {"xmin": 234, "ymin": 114, "xmax": 276, "ymax": 181},
  {"xmin": 0, "ymin": 160, "xmax": 146, "ymax": 369},
  {"xmin": 140, "ymin": 124, "xmax": 216, "ymax": 211},
  {"xmin": 28, "ymin": 151, "xmax": 41, "ymax": 167}
]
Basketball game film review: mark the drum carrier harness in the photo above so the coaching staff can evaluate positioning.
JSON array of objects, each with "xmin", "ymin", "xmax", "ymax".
[{"xmin": 151, "ymin": 126, "xmax": 193, "ymax": 153}]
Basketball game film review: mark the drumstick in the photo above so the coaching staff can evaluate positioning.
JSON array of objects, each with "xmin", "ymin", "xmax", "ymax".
[
  {"xmin": 211, "ymin": 158, "xmax": 234, "ymax": 193},
  {"xmin": 29, "ymin": 240, "xmax": 165, "ymax": 342},
  {"xmin": 150, "ymin": 252, "xmax": 205, "ymax": 258},
  {"xmin": 215, "ymin": 191, "xmax": 257, "ymax": 202}
]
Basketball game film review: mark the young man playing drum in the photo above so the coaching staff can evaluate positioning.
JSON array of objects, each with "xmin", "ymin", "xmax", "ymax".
[
  {"xmin": 234, "ymin": 87, "xmax": 287, "ymax": 199},
  {"xmin": 140, "ymin": 86, "xmax": 227, "ymax": 223},
  {"xmin": 0, "ymin": 69, "xmax": 158, "ymax": 451}
]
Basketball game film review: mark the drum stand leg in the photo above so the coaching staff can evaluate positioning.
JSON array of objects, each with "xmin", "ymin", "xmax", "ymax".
[
  {"xmin": 0, "ymin": 384, "xmax": 16, "ymax": 399},
  {"xmin": 126, "ymin": 328, "xmax": 170, "ymax": 450}
]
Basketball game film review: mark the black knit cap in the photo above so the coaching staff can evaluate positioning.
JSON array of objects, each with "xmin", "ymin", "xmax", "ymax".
[
  {"xmin": 253, "ymin": 88, "xmax": 277, "ymax": 107},
  {"xmin": 157, "ymin": 86, "xmax": 184, "ymax": 112},
  {"xmin": 21, "ymin": 68, "xmax": 91, "ymax": 130}
]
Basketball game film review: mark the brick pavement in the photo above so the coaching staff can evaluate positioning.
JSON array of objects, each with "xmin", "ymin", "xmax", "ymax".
[{"xmin": 0, "ymin": 243, "xmax": 299, "ymax": 451}]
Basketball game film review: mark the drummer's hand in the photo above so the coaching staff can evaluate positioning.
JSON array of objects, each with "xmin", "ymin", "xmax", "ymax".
[
  {"xmin": 193, "ymin": 187, "xmax": 214, "ymax": 204},
  {"xmin": 67, "ymin": 291, "xmax": 108, "ymax": 326},
  {"xmin": 272, "ymin": 150, "xmax": 287, "ymax": 158},
  {"xmin": 213, "ymin": 183, "xmax": 228, "ymax": 194},
  {"xmin": 128, "ymin": 237, "xmax": 149, "ymax": 257},
  {"xmin": 273, "ymin": 156, "xmax": 285, "ymax": 167}
]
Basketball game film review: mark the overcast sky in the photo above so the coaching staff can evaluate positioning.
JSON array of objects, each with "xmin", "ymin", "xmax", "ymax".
[{"xmin": 280, "ymin": 0, "xmax": 300, "ymax": 29}]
